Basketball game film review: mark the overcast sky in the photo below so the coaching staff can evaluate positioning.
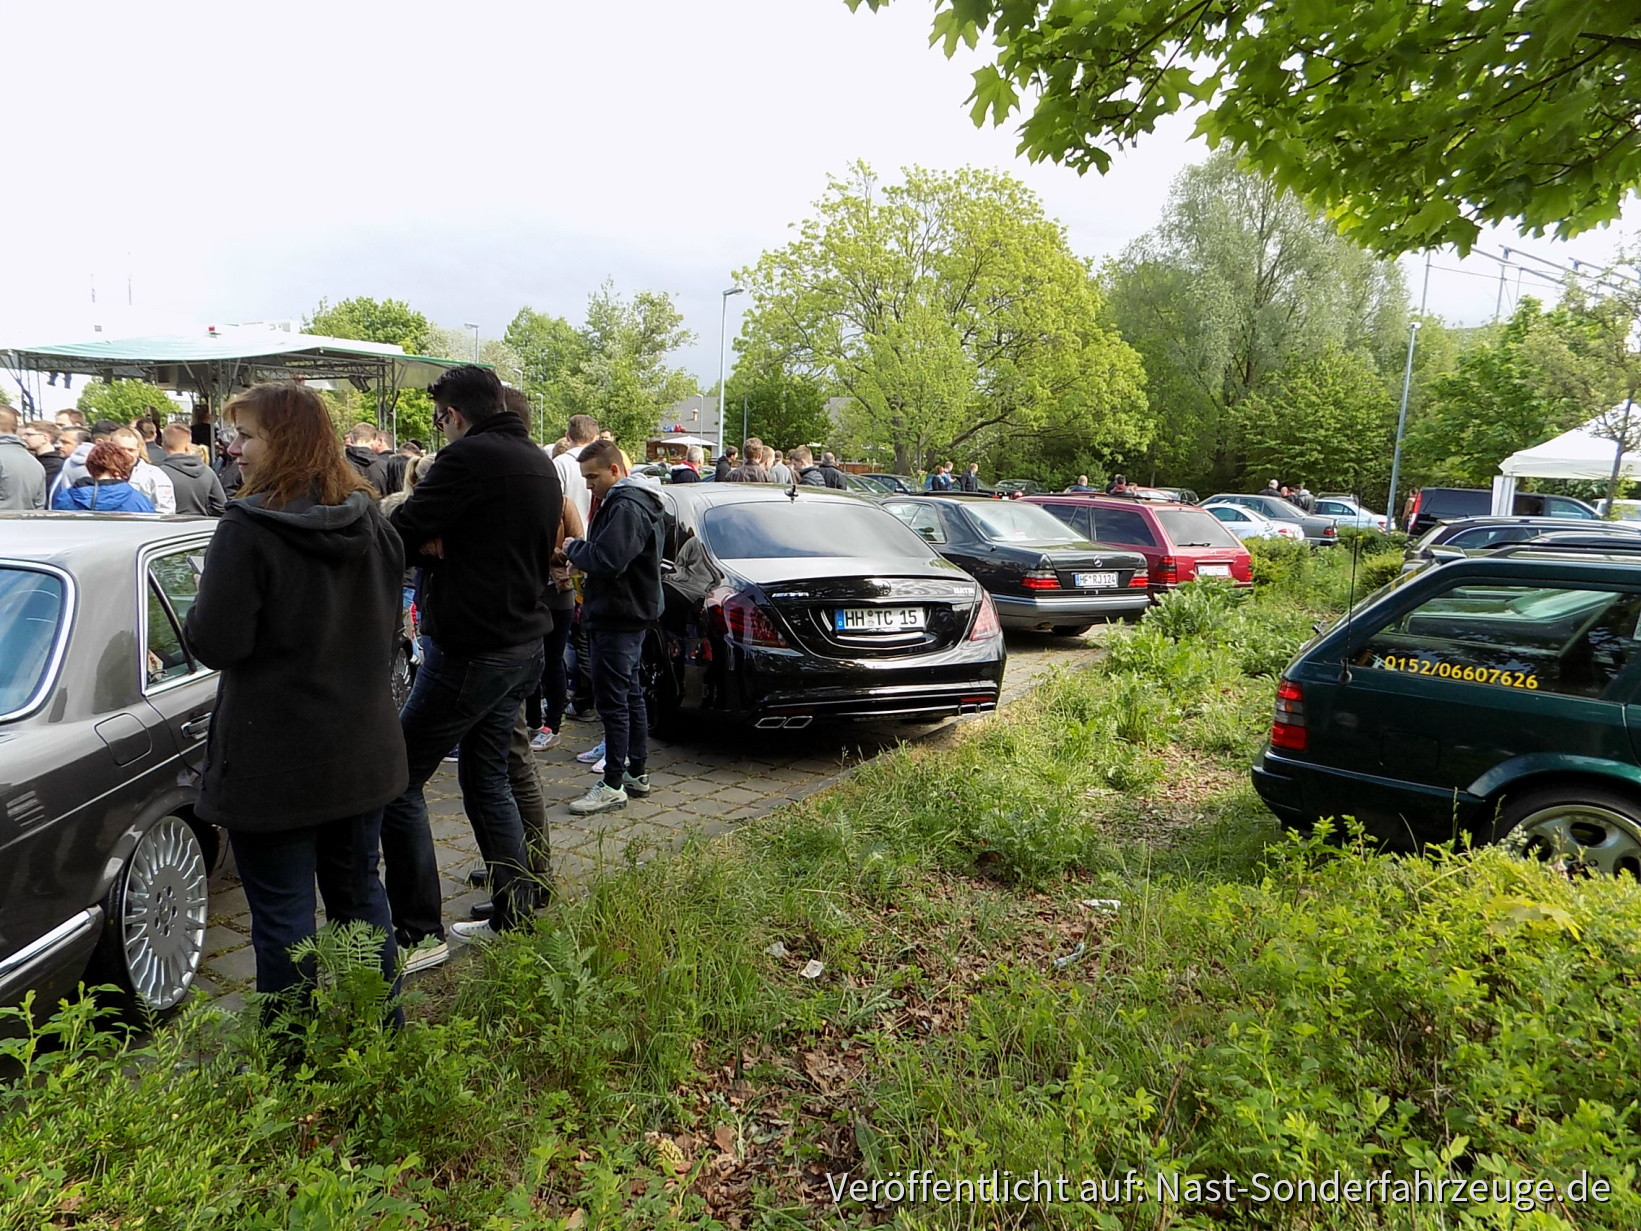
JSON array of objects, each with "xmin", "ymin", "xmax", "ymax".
[{"xmin": 3, "ymin": 0, "xmax": 1634, "ymax": 411}]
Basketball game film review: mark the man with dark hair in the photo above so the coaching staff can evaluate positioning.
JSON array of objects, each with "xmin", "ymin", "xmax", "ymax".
[
  {"xmin": 159, "ymin": 422, "xmax": 227, "ymax": 515},
  {"xmin": 714, "ymin": 445, "xmax": 737, "ymax": 482},
  {"xmin": 365, "ymin": 426, "xmax": 409, "ymax": 498},
  {"xmin": 726, "ymin": 444, "xmax": 772, "ymax": 483},
  {"xmin": 0, "ymin": 406, "xmax": 47, "ymax": 510},
  {"xmin": 52, "ymin": 426, "xmax": 95, "ymax": 502},
  {"xmin": 380, "ymin": 365, "xmax": 562, "ymax": 963},
  {"xmin": 563, "ymin": 438, "xmax": 664, "ymax": 815},
  {"xmin": 136, "ymin": 413, "xmax": 166, "ymax": 465}
]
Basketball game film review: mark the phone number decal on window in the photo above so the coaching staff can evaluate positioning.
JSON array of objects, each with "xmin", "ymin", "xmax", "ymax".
[{"xmin": 1374, "ymin": 654, "xmax": 1540, "ymax": 690}]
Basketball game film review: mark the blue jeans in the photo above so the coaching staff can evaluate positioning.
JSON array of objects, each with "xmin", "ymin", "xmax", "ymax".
[
  {"xmin": 380, "ymin": 639, "xmax": 547, "ymax": 942},
  {"xmin": 588, "ymin": 627, "xmax": 647, "ymax": 789},
  {"xmin": 229, "ymin": 809, "xmax": 399, "ymax": 1006}
]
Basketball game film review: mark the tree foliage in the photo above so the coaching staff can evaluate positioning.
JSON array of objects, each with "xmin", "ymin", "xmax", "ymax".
[
  {"xmin": 305, "ymin": 296, "xmax": 432, "ymax": 355},
  {"xmin": 722, "ymin": 363, "xmax": 835, "ymax": 451},
  {"xmin": 77, "ymin": 379, "xmax": 178, "ymax": 425},
  {"xmin": 853, "ymin": 0, "xmax": 1641, "ymax": 254},
  {"xmin": 505, "ymin": 284, "xmax": 698, "ymax": 452},
  {"xmin": 1103, "ymin": 151, "xmax": 1405, "ymax": 491},
  {"xmin": 737, "ymin": 162, "xmax": 1148, "ymax": 473},
  {"xmin": 1238, "ymin": 346, "xmax": 1398, "ymax": 500}
]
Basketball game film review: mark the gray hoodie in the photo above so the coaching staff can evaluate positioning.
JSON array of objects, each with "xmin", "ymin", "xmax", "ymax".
[{"xmin": 0, "ymin": 433, "xmax": 46, "ymax": 510}]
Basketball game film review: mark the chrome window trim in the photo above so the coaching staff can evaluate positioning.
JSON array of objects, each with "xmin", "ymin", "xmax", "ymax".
[
  {"xmin": 138, "ymin": 536, "xmax": 218, "ymax": 699},
  {"xmin": 0, "ymin": 559, "xmax": 77, "ymax": 724}
]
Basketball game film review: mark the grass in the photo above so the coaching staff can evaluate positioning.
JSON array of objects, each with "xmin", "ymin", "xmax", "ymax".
[{"xmin": 7, "ymin": 540, "xmax": 1641, "ymax": 1228}]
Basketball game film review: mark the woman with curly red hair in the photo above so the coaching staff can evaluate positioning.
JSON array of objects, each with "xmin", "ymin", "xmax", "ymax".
[{"xmin": 50, "ymin": 440, "xmax": 156, "ymax": 512}]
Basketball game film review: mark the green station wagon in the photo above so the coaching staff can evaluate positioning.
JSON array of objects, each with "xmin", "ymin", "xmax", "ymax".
[{"xmin": 1253, "ymin": 540, "xmax": 1641, "ymax": 873}]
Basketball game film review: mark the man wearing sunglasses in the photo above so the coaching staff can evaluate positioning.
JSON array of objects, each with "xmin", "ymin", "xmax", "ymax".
[{"xmin": 378, "ymin": 365, "xmax": 562, "ymax": 968}]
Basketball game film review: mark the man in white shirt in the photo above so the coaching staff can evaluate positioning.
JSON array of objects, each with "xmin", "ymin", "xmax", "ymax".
[
  {"xmin": 112, "ymin": 426, "xmax": 177, "ymax": 514},
  {"xmin": 552, "ymin": 414, "xmax": 599, "ymax": 523}
]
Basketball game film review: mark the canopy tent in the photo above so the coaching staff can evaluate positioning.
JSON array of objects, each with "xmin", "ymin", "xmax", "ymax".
[
  {"xmin": 1, "ymin": 327, "xmax": 471, "ymax": 436},
  {"xmin": 1492, "ymin": 405, "xmax": 1641, "ymax": 513}
]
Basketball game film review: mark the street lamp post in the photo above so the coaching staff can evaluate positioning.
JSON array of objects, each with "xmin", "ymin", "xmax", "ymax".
[
  {"xmin": 464, "ymin": 322, "xmax": 480, "ymax": 363},
  {"xmin": 717, "ymin": 287, "xmax": 744, "ymax": 459}
]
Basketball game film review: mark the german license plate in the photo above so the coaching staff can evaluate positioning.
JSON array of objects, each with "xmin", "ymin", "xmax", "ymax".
[
  {"xmin": 1199, "ymin": 564, "xmax": 1232, "ymax": 577},
  {"xmin": 1073, "ymin": 572, "xmax": 1119, "ymax": 589},
  {"xmin": 835, "ymin": 606, "xmax": 926, "ymax": 632}
]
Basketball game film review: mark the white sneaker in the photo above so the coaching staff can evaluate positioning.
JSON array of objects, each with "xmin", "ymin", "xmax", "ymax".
[
  {"xmin": 590, "ymin": 757, "xmax": 606, "ymax": 774},
  {"xmin": 623, "ymin": 772, "xmax": 651, "ymax": 797},
  {"xmin": 402, "ymin": 938, "xmax": 449, "ymax": 975},
  {"xmin": 530, "ymin": 728, "xmax": 561, "ymax": 751},
  {"xmin": 568, "ymin": 781, "xmax": 627, "ymax": 815},
  {"xmin": 449, "ymin": 919, "xmax": 501, "ymax": 945},
  {"xmin": 575, "ymin": 740, "xmax": 606, "ymax": 764}
]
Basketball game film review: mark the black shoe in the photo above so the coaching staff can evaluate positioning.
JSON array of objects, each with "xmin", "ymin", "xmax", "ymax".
[
  {"xmin": 467, "ymin": 868, "xmax": 489, "ymax": 888},
  {"xmin": 469, "ymin": 900, "xmax": 496, "ymax": 921}
]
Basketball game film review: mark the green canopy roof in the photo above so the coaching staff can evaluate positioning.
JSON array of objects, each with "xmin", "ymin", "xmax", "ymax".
[{"xmin": 2, "ymin": 328, "xmax": 472, "ymax": 409}]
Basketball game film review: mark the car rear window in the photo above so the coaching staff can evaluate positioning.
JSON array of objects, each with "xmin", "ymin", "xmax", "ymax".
[
  {"xmin": 1156, "ymin": 509, "xmax": 1243, "ymax": 548},
  {"xmin": 701, "ymin": 501, "xmax": 930, "ymax": 559},
  {"xmin": 1423, "ymin": 490, "xmax": 1491, "ymax": 518},
  {"xmin": 0, "ymin": 568, "xmax": 66, "ymax": 717},
  {"xmin": 1354, "ymin": 582, "xmax": 1641, "ymax": 699},
  {"xmin": 964, "ymin": 501, "xmax": 1085, "ymax": 543}
]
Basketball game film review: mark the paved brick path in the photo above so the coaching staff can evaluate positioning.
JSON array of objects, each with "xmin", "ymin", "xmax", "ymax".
[{"xmin": 195, "ymin": 630, "xmax": 1107, "ymax": 1008}]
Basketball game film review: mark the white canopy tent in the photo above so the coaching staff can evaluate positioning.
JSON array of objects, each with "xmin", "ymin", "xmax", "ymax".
[{"xmin": 1492, "ymin": 406, "xmax": 1641, "ymax": 513}]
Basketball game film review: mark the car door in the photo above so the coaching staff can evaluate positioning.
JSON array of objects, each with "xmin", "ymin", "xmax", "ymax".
[
  {"xmin": 1296, "ymin": 575, "xmax": 1641, "ymax": 834},
  {"xmin": 142, "ymin": 542, "xmax": 218, "ymax": 772}
]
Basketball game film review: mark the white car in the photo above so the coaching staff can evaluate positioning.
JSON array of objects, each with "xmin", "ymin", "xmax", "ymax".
[
  {"xmin": 1312, "ymin": 496, "xmax": 1388, "ymax": 530},
  {"xmin": 1204, "ymin": 501, "xmax": 1304, "ymax": 541}
]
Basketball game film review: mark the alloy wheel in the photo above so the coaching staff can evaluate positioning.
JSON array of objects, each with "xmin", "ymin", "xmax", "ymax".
[
  {"xmin": 1509, "ymin": 803, "xmax": 1641, "ymax": 878},
  {"xmin": 119, "ymin": 816, "xmax": 209, "ymax": 1010}
]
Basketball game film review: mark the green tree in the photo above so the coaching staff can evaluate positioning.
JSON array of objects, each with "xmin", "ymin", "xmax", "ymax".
[
  {"xmin": 852, "ymin": 0, "xmax": 1641, "ymax": 254},
  {"xmin": 505, "ymin": 309, "xmax": 587, "ymax": 435},
  {"xmin": 77, "ymin": 379, "xmax": 176, "ymax": 425},
  {"xmin": 1403, "ymin": 299, "xmax": 1589, "ymax": 487},
  {"xmin": 738, "ymin": 162, "xmax": 1148, "ymax": 474},
  {"xmin": 1103, "ymin": 151, "xmax": 1406, "ymax": 491},
  {"xmin": 722, "ymin": 362, "xmax": 834, "ymax": 451},
  {"xmin": 1238, "ymin": 347, "xmax": 1399, "ymax": 504},
  {"xmin": 305, "ymin": 296, "xmax": 435, "ymax": 444}
]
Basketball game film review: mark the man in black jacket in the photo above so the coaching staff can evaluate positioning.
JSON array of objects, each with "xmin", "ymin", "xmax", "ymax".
[
  {"xmin": 159, "ymin": 423, "xmax": 227, "ymax": 515},
  {"xmin": 380, "ymin": 366, "xmax": 561, "ymax": 961},
  {"xmin": 344, "ymin": 422, "xmax": 382, "ymax": 487},
  {"xmin": 713, "ymin": 446, "xmax": 737, "ymax": 482},
  {"xmin": 563, "ymin": 439, "xmax": 663, "ymax": 815}
]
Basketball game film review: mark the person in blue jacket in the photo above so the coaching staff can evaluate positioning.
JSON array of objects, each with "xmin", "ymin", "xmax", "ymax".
[{"xmin": 51, "ymin": 441, "xmax": 156, "ymax": 512}]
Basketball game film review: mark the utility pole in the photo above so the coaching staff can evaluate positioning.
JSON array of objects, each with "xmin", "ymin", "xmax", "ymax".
[{"xmin": 1386, "ymin": 253, "xmax": 1433, "ymax": 529}]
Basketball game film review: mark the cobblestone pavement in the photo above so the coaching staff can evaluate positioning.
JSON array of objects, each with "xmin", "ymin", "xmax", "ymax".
[{"xmin": 196, "ymin": 629, "xmax": 1108, "ymax": 1008}]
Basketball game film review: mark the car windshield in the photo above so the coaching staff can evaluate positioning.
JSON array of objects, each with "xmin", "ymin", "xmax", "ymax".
[
  {"xmin": 964, "ymin": 501, "xmax": 1085, "ymax": 543},
  {"xmin": 1156, "ymin": 509, "xmax": 1244, "ymax": 548},
  {"xmin": 701, "ymin": 501, "xmax": 931, "ymax": 559},
  {"xmin": 0, "ymin": 568, "xmax": 66, "ymax": 717}
]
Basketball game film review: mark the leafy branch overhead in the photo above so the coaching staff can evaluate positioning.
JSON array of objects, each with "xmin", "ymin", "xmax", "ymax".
[{"xmin": 849, "ymin": 0, "xmax": 1641, "ymax": 255}]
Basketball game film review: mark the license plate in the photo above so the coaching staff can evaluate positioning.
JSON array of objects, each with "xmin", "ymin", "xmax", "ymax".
[
  {"xmin": 1199, "ymin": 564, "xmax": 1232, "ymax": 577},
  {"xmin": 1073, "ymin": 572, "xmax": 1119, "ymax": 589},
  {"xmin": 835, "ymin": 606, "xmax": 926, "ymax": 632}
]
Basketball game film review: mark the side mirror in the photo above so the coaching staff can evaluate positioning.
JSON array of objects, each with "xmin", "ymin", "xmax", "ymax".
[{"xmin": 916, "ymin": 527, "xmax": 938, "ymax": 543}]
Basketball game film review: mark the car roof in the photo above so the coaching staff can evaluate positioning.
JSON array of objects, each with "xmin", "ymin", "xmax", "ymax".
[
  {"xmin": 661, "ymin": 483, "xmax": 873, "ymax": 508},
  {"xmin": 1435, "ymin": 515, "xmax": 1638, "ymax": 530},
  {"xmin": 0, "ymin": 512, "xmax": 216, "ymax": 569},
  {"xmin": 1024, "ymin": 493, "xmax": 1196, "ymax": 512},
  {"xmin": 1427, "ymin": 552, "xmax": 1641, "ymax": 581}
]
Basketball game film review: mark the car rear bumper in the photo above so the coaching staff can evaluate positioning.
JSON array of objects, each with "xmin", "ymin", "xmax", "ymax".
[
  {"xmin": 1252, "ymin": 746, "xmax": 1485, "ymax": 846},
  {"xmin": 752, "ymin": 679, "xmax": 1002, "ymax": 724},
  {"xmin": 992, "ymin": 592, "xmax": 1149, "ymax": 626}
]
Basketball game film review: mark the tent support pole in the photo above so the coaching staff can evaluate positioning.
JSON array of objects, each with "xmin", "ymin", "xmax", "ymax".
[{"xmin": 1604, "ymin": 394, "xmax": 1637, "ymax": 515}]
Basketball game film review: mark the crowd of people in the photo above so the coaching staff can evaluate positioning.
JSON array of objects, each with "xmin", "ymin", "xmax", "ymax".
[{"xmin": 1260, "ymin": 477, "xmax": 1317, "ymax": 512}]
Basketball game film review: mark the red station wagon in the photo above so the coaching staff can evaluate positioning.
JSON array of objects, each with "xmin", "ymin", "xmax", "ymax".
[{"xmin": 1025, "ymin": 495, "xmax": 1253, "ymax": 594}]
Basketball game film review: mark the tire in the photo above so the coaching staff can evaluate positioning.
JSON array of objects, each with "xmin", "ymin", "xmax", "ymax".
[
  {"xmin": 642, "ymin": 638, "xmax": 683, "ymax": 740},
  {"xmin": 1052, "ymin": 624, "xmax": 1094, "ymax": 637},
  {"xmin": 94, "ymin": 815, "xmax": 210, "ymax": 1013},
  {"xmin": 390, "ymin": 642, "xmax": 415, "ymax": 713},
  {"xmin": 1487, "ymin": 784, "xmax": 1641, "ymax": 878}
]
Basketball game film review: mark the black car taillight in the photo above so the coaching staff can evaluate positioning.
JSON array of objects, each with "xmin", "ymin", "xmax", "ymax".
[
  {"xmin": 1270, "ymin": 679, "xmax": 1307, "ymax": 751},
  {"xmin": 711, "ymin": 592, "xmax": 789, "ymax": 649}
]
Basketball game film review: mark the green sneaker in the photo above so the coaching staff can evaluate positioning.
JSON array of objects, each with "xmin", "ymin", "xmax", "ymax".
[
  {"xmin": 568, "ymin": 781, "xmax": 627, "ymax": 815},
  {"xmin": 623, "ymin": 772, "xmax": 652, "ymax": 797}
]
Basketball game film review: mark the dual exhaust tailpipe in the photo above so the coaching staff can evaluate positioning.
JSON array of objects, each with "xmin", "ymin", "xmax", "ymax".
[{"xmin": 755, "ymin": 714, "xmax": 814, "ymax": 730}]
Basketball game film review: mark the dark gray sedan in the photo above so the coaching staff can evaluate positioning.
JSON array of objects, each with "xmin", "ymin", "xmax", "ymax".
[{"xmin": 1, "ymin": 513, "xmax": 222, "ymax": 1015}]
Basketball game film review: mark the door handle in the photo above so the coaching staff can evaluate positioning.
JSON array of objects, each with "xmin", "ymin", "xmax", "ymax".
[{"xmin": 181, "ymin": 716, "xmax": 212, "ymax": 741}]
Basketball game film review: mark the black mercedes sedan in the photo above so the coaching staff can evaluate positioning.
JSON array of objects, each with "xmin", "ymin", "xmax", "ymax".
[
  {"xmin": 1, "ymin": 513, "xmax": 222, "ymax": 1016},
  {"xmin": 646, "ymin": 485, "xmax": 1006, "ymax": 729},
  {"xmin": 882, "ymin": 495, "xmax": 1150, "ymax": 634}
]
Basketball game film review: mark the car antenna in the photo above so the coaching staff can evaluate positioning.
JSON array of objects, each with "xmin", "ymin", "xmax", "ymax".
[
  {"xmin": 787, "ymin": 476, "xmax": 799, "ymax": 502},
  {"xmin": 1337, "ymin": 473, "xmax": 1362, "ymax": 684}
]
